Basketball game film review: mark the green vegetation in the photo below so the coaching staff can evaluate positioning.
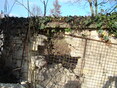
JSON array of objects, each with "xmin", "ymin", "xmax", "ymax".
[{"xmin": 33, "ymin": 12, "xmax": 117, "ymax": 37}]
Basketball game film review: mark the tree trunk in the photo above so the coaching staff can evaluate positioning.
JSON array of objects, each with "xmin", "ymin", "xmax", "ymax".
[
  {"xmin": 43, "ymin": 1, "xmax": 46, "ymax": 16},
  {"xmin": 95, "ymin": 0, "xmax": 98, "ymax": 16},
  {"xmin": 88, "ymin": 0, "xmax": 94, "ymax": 17}
]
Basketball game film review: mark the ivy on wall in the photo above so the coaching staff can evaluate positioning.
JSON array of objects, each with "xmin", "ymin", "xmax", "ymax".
[
  {"xmin": 0, "ymin": 12, "xmax": 117, "ymax": 38},
  {"xmin": 32, "ymin": 12, "xmax": 117, "ymax": 36}
]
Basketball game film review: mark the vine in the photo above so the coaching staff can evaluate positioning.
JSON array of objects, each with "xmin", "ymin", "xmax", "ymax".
[{"xmin": 1, "ymin": 12, "xmax": 117, "ymax": 38}]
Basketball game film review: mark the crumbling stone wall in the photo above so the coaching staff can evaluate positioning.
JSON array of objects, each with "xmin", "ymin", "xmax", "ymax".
[
  {"xmin": 0, "ymin": 17, "xmax": 117, "ymax": 88},
  {"xmin": 28, "ymin": 30, "xmax": 117, "ymax": 88}
]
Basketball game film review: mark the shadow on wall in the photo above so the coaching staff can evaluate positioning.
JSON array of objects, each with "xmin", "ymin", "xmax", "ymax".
[
  {"xmin": 64, "ymin": 80, "xmax": 81, "ymax": 88},
  {"xmin": 37, "ymin": 34, "xmax": 81, "ymax": 70},
  {"xmin": 45, "ymin": 54, "xmax": 80, "ymax": 70},
  {"xmin": 102, "ymin": 76, "xmax": 117, "ymax": 88}
]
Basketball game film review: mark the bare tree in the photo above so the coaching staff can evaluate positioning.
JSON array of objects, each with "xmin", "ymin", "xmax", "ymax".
[
  {"xmin": 50, "ymin": 0, "xmax": 61, "ymax": 17},
  {"xmin": 69, "ymin": 0, "xmax": 96, "ymax": 17},
  {"xmin": 40, "ymin": 0, "xmax": 49, "ymax": 16},
  {"xmin": 4, "ymin": 0, "xmax": 8, "ymax": 15},
  {"xmin": 31, "ymin": 5, "xmax": 42, "ymax": 16},
  {"xmin": 72, "ymin": 0, "xmax": 116, "ymax": 16},
  {"xmin": 88, "ymin": 0, "xmax": 95, "ymax": 17},
  {"xmin": 94, "ymin": 0, "xmax": 97, "ymax": 16},
  {"xmin": 15, "ymin": 0, "xmax": 34, "ymax": 16}
]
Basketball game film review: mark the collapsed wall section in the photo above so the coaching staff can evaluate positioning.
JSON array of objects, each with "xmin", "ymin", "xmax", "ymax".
[{"xmin": 28, "ymin": 33, "xmax": 82, "ymax": 88}]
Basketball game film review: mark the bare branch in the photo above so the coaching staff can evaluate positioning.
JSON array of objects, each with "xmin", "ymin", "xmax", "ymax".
[
  {"xmin": 8, "ymin": 1, "xmax": 16, "ymax": 15},
  {"xmin": 98, "ymin": 0, "xmax": 109, "ymax": 6},
  {"xmin": 110, "ymin": 5, "xmax": 117, "ymax": 13},
  {"xmin": 40, "ymin": 0, "xmax": 49, "ymax": 16},
  {"xmin": 15, "ymin": 0, "xmax": 34, "ymax": 16},
  {"xmin": 31, "ymin": 5, "xmax": 42, "ymax": 16},
  {"xmin": 46, "ymin": 0, "xmax": 49, "ymax": 5}
]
